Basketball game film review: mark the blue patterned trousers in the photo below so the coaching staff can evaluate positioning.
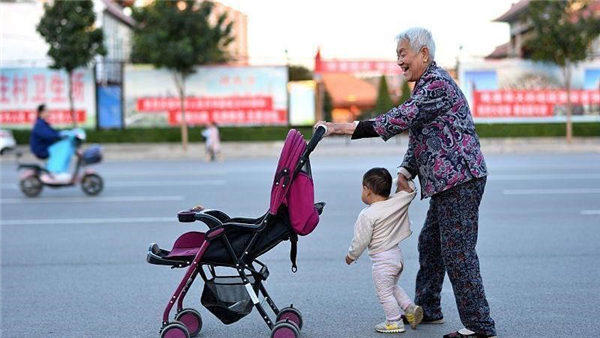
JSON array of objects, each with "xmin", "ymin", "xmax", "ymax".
[{"xmin": 415, "ymin": 177, "xmax": 496, "ymax": 336}]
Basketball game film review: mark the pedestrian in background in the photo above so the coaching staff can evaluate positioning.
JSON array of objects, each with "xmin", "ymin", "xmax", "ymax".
[{"xmin": 202, "ymin": 121, "xmax": 221, "ymax": 161}]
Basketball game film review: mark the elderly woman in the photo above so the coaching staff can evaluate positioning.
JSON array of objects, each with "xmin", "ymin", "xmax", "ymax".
[{"xmin": 316, "ymin": 28, "xmax": 496, "ymax": 338}]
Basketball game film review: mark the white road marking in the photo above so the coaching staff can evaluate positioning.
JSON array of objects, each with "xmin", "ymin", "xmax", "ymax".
[
  {"xmin": 0, "ymin": 195, "xmax": 184, "ymax": 204},
  {"xmin": 1, "ymin": 216, "xmax": 175, "ymax": 226},
  {"xmin": 490, "ymin": 174, "xmax": 600, "ymax": 181},
  {"xmin": 503, "ymin": 188, "xmax": 600, "ymax": 195},
  {"xmin": 108, "ymin": 180, "xmax": 226, "ymax": 187},
  {"xmin": 1, "ymin": 180, "xmax": 226, "ymax": 189},
  {"xmin": 581, "ymin": 210, "xmax": 600, "ymax": 215},
  {"xmin": 102, "ymin": 171, "xmax": 225, "ymax": 177}
]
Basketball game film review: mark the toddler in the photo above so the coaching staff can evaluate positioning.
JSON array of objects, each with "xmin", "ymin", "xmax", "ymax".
[{"xmin": 346, "ymin": 167, "xmax": 423, "ymax": 333}]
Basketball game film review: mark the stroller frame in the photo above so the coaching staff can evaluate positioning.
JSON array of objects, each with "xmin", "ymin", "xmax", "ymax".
[
  {"xmin": 147, "ymin": 126, "xmax": 328, "ymax": 337},
  {"xmin": 153, "ymin": 211, "xmax": 284, "ymax": 330}
]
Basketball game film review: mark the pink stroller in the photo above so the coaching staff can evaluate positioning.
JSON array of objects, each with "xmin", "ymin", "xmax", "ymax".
[{"xmin": 147, "ymin": 127, "xmax": 328, "ymax": 338}]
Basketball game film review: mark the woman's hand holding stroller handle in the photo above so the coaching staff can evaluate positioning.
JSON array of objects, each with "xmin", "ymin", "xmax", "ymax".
[{"xmin": 313, "ymin": 122, "xmax": 332, "ymax": 137}]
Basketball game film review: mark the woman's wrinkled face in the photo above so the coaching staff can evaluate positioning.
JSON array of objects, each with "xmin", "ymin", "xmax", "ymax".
[{"xmin": 396, "ymin": 39, "xmax": 429, "ymax": 82}]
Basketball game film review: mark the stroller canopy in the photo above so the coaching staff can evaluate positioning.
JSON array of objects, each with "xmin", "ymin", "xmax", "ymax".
[
  {"xmin": 269, "ymin": 129, "xmax": 320, "ymax": 237},
  {"xmin": 269, "ymin": 129, "xmax": 306, "ymax": 215}
]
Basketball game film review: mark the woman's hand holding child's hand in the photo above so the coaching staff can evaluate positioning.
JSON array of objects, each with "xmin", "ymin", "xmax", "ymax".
[
  {"xmin": 395, "ymin": 174, "xmax": 414, "ymax": 193},
  {"xmin": 345, "ymin": 255, "xmax": 355, "ymax": 265}
]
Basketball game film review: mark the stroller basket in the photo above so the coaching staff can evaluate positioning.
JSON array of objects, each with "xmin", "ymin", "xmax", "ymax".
[{"xmin": 201, "ymin": 275, "xmax": 259, "ymax": 324}]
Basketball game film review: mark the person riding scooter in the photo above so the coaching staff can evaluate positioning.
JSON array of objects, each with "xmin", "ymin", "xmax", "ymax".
[
  {"xmin": 29, "ymin": 104, "xmax": 77, "ymax": 183},
  {"xmin": 18, "ymin": 105, "xmax": 103, "ymax": 197},
  {"xmin": 30, "ymin": 104, "xmax": 60, "ymax": 160}
]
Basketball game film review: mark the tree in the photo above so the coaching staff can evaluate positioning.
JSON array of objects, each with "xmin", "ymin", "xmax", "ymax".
[
  {"xmin": 398, "ymin": 80, "xmax": 411, "ymax": 106},
  {"xmin": 131, "ymin": 0, "xmax": 233, "ymax": 150},
  {"xmin": 374, "ymin": 75, "xmax": 394, "ymax": 115},
  {"xmin": 523, "ymin": 0, "xmax": 600, "ymax": 142},
  {"xmin": 288, "ymin": 65, "xmax": 313, "ymax": 81},
  {"xmin": 37, "ymin": 0, "xmax": 105, "ymax": 127}
]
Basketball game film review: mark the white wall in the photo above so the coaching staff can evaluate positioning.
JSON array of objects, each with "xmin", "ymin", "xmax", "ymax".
[{"xmin": 0, "ymin": 1, "xmax": 50, "ymax": 67}]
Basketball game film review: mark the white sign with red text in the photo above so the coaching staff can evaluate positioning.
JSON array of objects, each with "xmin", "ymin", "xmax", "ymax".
[
  {"xmin": 0, "ymin": 67, "xmax": 95, "ymax": 128},
  {"xmin": 125, "ymin": 65, "xmax": 288, "ymax": 126}
]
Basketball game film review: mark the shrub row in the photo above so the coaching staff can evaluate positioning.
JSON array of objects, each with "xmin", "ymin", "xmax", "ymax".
[{"xmin": 9, "ymin": 122, "xmax": 599, "ymax": 144}]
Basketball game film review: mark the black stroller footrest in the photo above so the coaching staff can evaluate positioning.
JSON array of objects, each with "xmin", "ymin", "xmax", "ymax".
[{"xmin": 146, "ymin": 243, "xmax": 191, "ymax": 268}]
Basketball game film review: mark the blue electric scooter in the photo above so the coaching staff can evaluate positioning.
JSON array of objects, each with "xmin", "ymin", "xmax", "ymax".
[{"xmin": 17, "ymin": 129, "xmax": 104, "ymax": 197}]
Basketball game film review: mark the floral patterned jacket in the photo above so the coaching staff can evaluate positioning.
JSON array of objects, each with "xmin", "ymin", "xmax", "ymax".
[{"xmin": 373, "ymin": 61, "xmax": 487, "ymax": 198}]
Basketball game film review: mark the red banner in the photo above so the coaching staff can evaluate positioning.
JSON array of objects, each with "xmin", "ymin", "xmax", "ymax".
[
  {"xmin": 315, "ymin": 60, "xmax": 402, "ymax": 75},
  {"xmin": 0, "ymin": 110, "xmax": 86, "ymax": 124},
  {"xmin": 472, "ymin": 89, "xmax": 600, "ymax": 118},
  {"xmin": 168, "ymin": 109, "xmax": 287, "ymax": 126},
  {"xmin": 137, "ymin": 96, "xmax": 273, "ymax": 112}
]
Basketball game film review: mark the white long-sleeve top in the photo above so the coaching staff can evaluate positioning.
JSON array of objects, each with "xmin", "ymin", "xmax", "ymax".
[{"xmin": 348, "ymin": 181, "xmax": 417, "ymax": 260}]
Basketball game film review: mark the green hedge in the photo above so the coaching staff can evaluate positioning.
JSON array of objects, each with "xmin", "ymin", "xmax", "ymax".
[
  {"xmin": 9, "ymin": 123, "xmax": 599, "ymax": 144},
  {"xmin": 474, "ymin": 122, "xmax": 600, "ymax": 138}
]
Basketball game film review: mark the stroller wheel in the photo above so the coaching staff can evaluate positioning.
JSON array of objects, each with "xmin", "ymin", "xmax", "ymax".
[
  {"xmin": 20, "ymin": 176, "xmax": 43, "ymax": 197},
  {"xmin": 175, "ymin": 308, "xmax": 202, "ymax": 337},
  {"xmin": 271, "ymin": 321, "xmax": 300, "ymax": 338},
  {"xmin": 276, "ymin": 306, "xmax": 303, "ymax": 330},
  {"xmin": 160, "ymin": 321, "xmax": 190, "ymax": 338},
  {"xmin": 81, "ymin": 173, "xmax": 103, "ymax": 196}
]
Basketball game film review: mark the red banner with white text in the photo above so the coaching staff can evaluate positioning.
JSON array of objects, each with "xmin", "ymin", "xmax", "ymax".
[
  {"xmin": 0, "ymin": 110, "xmax": 86, "ymax": 124},
  {"xmin": 136, "ymin": 95, "xmax": 286, "ymax": 125},
  {"xmin": 472, "ymin": 89, "xmax": 600, "ymax": 118},
  {"xmin": 137, "ymin": 96, "xmax": 273, "ymax": 112},
  {"xmin": 168, "ymin": 109, "xmax": 287, "ymax": 126}
]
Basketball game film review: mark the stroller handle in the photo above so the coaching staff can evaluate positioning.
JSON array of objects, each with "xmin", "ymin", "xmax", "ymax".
[{"xmin": 305, "ymin": 125, "xmax": 327, "ymax": 156}]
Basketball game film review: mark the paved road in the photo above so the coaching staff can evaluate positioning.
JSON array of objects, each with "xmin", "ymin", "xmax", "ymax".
[{"xmin": 1, "ymin": 153, "xmax": 599, "ymax": 337}]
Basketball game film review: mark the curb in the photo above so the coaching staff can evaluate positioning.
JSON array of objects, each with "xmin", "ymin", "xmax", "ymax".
[{"xmin": 2, "ymin": 137, "xmax": 599, "ymax": 162}]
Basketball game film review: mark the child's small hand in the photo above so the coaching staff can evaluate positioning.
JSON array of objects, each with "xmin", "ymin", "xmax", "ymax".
[
  {"xmin": 190, "ymin": 204, "xmax": 205, "ymax": 212},
  {"xmin": 345, "ymin": 255, "xmax": 355, "ymax": 265},
  {"xmin": 395, "ymin": 175, "xmax": 414, "ymax": 193}
]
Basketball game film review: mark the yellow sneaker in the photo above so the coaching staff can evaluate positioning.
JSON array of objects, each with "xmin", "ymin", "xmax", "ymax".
[
  {"xmin": 375, "ymin": 320, "xmax": 405, "ymax": 333},
  {"xmin": 404, "ymin": 304, "xmax": 424, "ymax": 329}
]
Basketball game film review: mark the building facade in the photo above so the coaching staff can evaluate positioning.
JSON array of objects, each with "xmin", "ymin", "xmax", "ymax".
[{"xmin": 487, "ymin": 0, "xmax": 600, "ymax": 60}]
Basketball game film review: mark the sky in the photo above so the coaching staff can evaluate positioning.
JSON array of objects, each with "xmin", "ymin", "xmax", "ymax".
[{"xmin": 218, "ymin": 0, "xmax": 518, "ymax": 69}]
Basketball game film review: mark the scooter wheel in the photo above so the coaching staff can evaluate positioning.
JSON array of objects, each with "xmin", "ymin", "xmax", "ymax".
[
  {"xmin": 160, "ymin": 321, "xmax": 190, "ymax": 338},
  {"xmin": 20, "ymin": 176, "xmax": 43, "ymax": 197},
  {"xmin": 81, "ymin": 173, "xmax": 103, "ymax": 196},
  {"xmin": 175, "ymin": 308, "xmax": 202, "ymax": 337}
]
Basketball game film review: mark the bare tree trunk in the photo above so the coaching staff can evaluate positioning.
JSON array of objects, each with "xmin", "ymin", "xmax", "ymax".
[
  {"xmin": 563, "ymin": 65, "xmax": 573, "ymax": 143},
  {"xmin": 173, "ymin": 72, "xmax": 188, "ymax": 151},
  {"xmin": 67, "ymin": 70, "xmax": 77, "ymax": 128}
]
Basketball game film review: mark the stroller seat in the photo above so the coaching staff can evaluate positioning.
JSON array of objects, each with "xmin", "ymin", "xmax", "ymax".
[
  {"xmin": 147, "ymin": 209, "xmax": 295, "ymax": 268},
  {"xmin": 166, "ymin": 232, "xmax": 206, "ymax": 258}
]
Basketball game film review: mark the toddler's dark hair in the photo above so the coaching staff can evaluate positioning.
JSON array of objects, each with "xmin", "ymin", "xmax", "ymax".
[{"xmin": 363, "ymin": 167, "xmax": 392, "ymax": 197}]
